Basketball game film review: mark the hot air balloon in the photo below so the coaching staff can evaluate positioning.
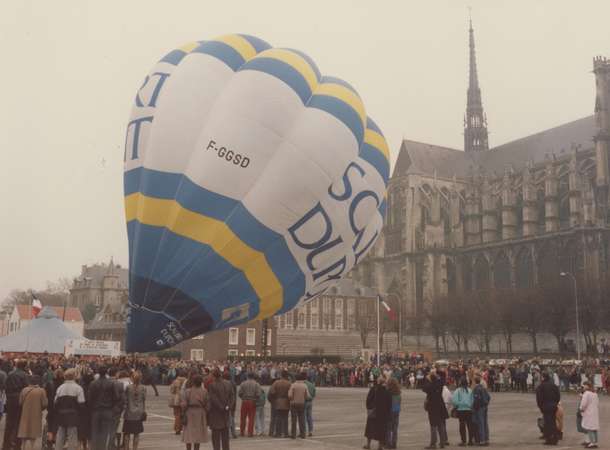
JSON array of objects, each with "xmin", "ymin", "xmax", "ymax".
[{"xmin": 124, "ymin": 34, "xmax": 390, "ymax": 352}]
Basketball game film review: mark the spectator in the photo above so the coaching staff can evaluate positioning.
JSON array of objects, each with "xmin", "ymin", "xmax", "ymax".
[
  {"xmin": 269, "ymin": 370, "xmax": 291, "ymax": 438},
  {"xmin": 208, "ymin": 368, "xmax": 234, "ymax": 450},
  {"xmin": 18, "ymin": 374, "xmax": 48, "ymax": 450},
  {"xmin": 472, "ymin": 375, "xmax": 490, "ymax": 446},
  {"xmin": 237, "ymin": 372, "xmax": 261, "ymax": 437},
  {"xmin": 423, "ymin": 372, "xmax": 449, "ymax": 449},
  {"xmin": 535, "ymin": 372, "xmax": 561, "ymax": 446},
  {"xmin": 169, "ymin": 369, "xmax": 187, "ymax": 435},
  {"xmin": 54, "ymin": 368, "xmax": 85, "ymax": 450},
  {"xmin": 2, "ymin": 359, "xmax": 27, "ymax": 450},
  {"xmin": 181, "ymin": 375, "xmax": 209, "ymax": 449},
  {"xmin": 254, "ymin": 380, "xmax": 266, "ymax": 436},
  {"xmin": 364, "ymin": 376, "xmax": 391, "ymax": 450},
  {"xmin": 580, "ymin": 381, "xmax": 599, "ymax": 449},
  {"xmin": 89, "ymin": 366, "xmax": 122, "ymax": 450},
  {"xmin": 451, "ymin": 377, "xmax": 474, "ymax": 434},
  {"xmin": 385, "ymin": 377, "xmax": 401, "ymax": 450},
  {"xmin": 123, "ymin": 371, "xmax": 147, "ymax": 450},
  {"xmin": 304, "ymin": 373, "xmax": 316, "ymax": 437},
  {"xmin": 288, "ymin": 372, "xmax": 310, "ymax": 439}
]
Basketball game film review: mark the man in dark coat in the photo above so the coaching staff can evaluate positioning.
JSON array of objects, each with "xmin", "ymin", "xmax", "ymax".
[
  {"xmin": 536, "ymin": 372, "xmax": 561, "ymax": 445},
  {"xmin": 422, "ymin": 371, "xmax": 449, "ymax": 449},
  {"xmin": 268, "ymin": 371, "xmax": 291, "ymax": 438},
  {"xmin": 364, "ymin": 376, "xmax": 392, "ymax": 450},
  {"xmin": 2, "ymin": 359, "xmax": 27, "ymax": 450},
  {"xmin": 208, "ymin": 368, "xmax": 235, "ymax": 450}
]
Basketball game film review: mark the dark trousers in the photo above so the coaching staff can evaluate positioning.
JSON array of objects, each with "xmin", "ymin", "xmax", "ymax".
[
  {"xmin": 211, "ymin": 428, "xmax": 230, "ymax": 450},
  {"xmin": 457, "ymin": 410, "xmax": 475, "ymax": 444},
  {"xmin": 91, "ymin": 408, "xmax": 115, "ymax": 450},
  {"xmin": 543, "ymin": 407, "xmax": 558, "ymax": 444},
  {"xmin": 386, "ymin": 412, "xmax": 400, "ymax": 448},
  {"xmin": 429, "ymin": 421, "xmax": 447, "ymax": 447},
  {"xmin": 269, "ymin": 407, "xmax": 276, "ymax": 436},
  {"xmin": 290, "ymin": 404, "xmax": 306, "ymax": 438},
  {"xmin": 274, "ymin": 410, "xmax": 289, "ymax": 437},
  {"xmin": 240, "ymin": 400, "xmax": 256, "ymax": 436},
  {"xmin": 2, "ymin": 403, "xmax": 21, "ymax": 450}
]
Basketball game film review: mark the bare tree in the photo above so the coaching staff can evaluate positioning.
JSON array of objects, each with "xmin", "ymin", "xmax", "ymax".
[
  {"xmin": 427, "ymin": 295, "xmax": 450, "ymax": 354},
  {"xmin": 496, "ymin": 289, "xmax": 518, "ymax": 354},
  {"xmin": 518, "ymin": 288, "xmax": 546, "ymax": 354}
]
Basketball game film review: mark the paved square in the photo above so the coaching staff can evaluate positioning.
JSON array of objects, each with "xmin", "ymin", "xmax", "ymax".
[{"xmin": 135, "ymin": 386, "xmax": 607, "ymax": 449}]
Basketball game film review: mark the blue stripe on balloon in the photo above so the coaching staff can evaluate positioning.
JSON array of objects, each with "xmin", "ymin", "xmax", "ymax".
[
  {"xmin": 366, "ymin": 117, "xmax": 384, "ymax": 136},
  {"xmin": 321, "ymin": 76, "xmax": 360, "ymax": 97},
  {"xmin": 192, "ymin": 41, "xmax": 246, "ymax": 71},
  {"xmin": 127, "ymin": 221, "xmax": 260, "ymax": 325},
  {"xmin": 308, "ymin": 95, "xmax": 364, "ymax": 147},
  {"xmin": 239, "ymin": 57, "xmax": 312, "ymax": 104},
  {"xmin": 238, "ymin": 34, "xmax": 272, "ymax": 53},
  {"xmin": 159, "ymin": 49, "xmax": 187, "ymax": 66},
  {"xmin": 360, "ymin": 143, "xmax": 390, "ymax": 185},
  {"xmin": 124, "ymin": 167, "xmax": 306, "ymax": 311}
]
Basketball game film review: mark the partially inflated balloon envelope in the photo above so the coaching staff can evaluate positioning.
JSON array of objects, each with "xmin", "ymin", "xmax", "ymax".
[{"xmin": 123, "ymin": 34, "xmax": 390, "ymax": 352}]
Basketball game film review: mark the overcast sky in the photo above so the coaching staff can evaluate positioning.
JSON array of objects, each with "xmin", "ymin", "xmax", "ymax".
[{"xmin": 1, "ymin": 0, "xmax": 609, "ymax": 300}]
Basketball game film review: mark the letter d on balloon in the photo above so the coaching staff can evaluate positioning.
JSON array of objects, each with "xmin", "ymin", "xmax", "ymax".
[{"xmin": 288, "ymin": 202, "xmax": 333, "ymax": 250}]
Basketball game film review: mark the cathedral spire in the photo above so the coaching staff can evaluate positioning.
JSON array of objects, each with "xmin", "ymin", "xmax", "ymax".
[{"xmin": 464, "ymin": 16, "xmax": 489, "ymax": 153}]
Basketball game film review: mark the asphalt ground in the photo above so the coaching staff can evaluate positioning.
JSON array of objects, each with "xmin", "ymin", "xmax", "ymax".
[{"xmin": 1, "ymin": 385, "xmax": 608, "ymax": 449}]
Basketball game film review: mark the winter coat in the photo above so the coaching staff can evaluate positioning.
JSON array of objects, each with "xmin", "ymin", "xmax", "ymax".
[
  {"xmin": 536, "ymin": 380, "xmax": 560, "ymax": 414},
  {"xmin": 288, "ymin": 381, "xmax": 310, "ymax": 406},
  {"xmin": 422, "ymin": 379, "xmax": 449, "ymax": 426},
  {"xmin": 452, "ymin": 387, "xmax": 473, "ymax": 411},
  {"xmin": 580, "ymin": 390, "xmax": 599, "ymax": 431},
  {"xmin": 181, "ymin": 387, "xmax": 209, "ymax": 443},
  {"xmin": 207, "ymin": 378, "xmax": 234, "ymax": 430},
  {"xmin": 364, "ymin": 384, "xmax": 392, "ymax": 442},
  {"xmin": 269, "ymin": 378, "xmax": 291, "ymax": 411},
  {"xmin": 18, "ymin": 386, "xmax": 48, "ymax": 439}
]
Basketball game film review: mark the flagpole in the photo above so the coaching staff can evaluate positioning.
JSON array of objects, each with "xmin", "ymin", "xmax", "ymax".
[{"xmin": 376, "ymin": 295, "xmax": 380, "ymax": 367}]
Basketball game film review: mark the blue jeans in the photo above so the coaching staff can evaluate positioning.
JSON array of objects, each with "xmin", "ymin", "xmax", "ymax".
[
  {"xmin": 473, "ymin": 407, "xmax": 489, "ymax": 443},
  {"xmin": 304, "ymin": 402, "xmax": 313, "ymax": 434},
  {"xmin": 255, "ymin": 406, "xmax": 265, "ymax": 435},
  {"xmin": 587, "ymin": 430, "xmax": 598, "ymax": 444},
  {"xmin": 386, "ymin": 412, "xmax": 400, "ymax": 448}
]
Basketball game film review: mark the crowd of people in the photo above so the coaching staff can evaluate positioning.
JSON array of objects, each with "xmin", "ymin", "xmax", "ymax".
[{"xmin": 0, "ymin": 353, "xmax": 605, "ymax": 450}]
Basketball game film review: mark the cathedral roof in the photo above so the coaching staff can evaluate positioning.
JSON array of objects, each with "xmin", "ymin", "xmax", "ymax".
[{"xmin": 394, "ymin": 115, "xmax": 596, "ymax": 180}]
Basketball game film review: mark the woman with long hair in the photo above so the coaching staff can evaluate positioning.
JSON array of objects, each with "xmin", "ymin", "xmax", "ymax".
[
  {"xmin": 364, "ymin": 376, "xmax": 392, "ymax": 450},
  {"xmin": 123, "ymin": 371, "xmax": 147, "ymax": 450},
  {"xmin": 451, "ymin": 377, "xmax": 474, "ymax": 446},
  {"xmin": 423, "ymin": 371, "xmax": 449, "ymax": 449},
  {"xmin": 385, "ymin": 377, "xmax": 401, "ymax": 449}
]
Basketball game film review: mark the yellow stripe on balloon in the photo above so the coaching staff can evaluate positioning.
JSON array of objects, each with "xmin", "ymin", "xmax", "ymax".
[
  {"xmin": 179, "ymin": 42, "xmax": 200, "ymax": 53},
  {"xmin": 365, "ymin": 129, "xmax": 390, "ymax": 162},
  {"xmin": 257, "ymin": 48, "xmax": 319, "ymax": 91},
  {"xmin": 124, "ymin": 193, "xmax": 283, "ymax": 320},
  {"xmin": 315, "ymin": 83, "xmax": 366, "ymax": 128},
  {"xmin": 213, "ymin": 34, "xmax": 257, "ymax": 62}
]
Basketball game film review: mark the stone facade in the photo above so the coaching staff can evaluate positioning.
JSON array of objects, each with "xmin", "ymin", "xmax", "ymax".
[{"xmin": 352, "ymin": 25, "xmax": 610, "ymax": 354}]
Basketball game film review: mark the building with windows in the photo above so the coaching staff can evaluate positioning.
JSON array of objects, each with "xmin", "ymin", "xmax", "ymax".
[
  {"xmin": 175, "ymin": 319, "xmax": 276, "ymax": 361},
  {"xmin": 276, "ymin": 277, "xmax": 394, "ymax": 358},
  {"xmin": 351, "ymin": 22, "xmax": 610, "ymax": 352}
]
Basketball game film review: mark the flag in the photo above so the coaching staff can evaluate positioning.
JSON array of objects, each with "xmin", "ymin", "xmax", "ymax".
[
  {"xmin": 31, "ymin": 294, "xmax": 42, "ymax": 318},
  {"xmin": 378, "ymin": 296, "xmax": 397, "ymax": 321}
]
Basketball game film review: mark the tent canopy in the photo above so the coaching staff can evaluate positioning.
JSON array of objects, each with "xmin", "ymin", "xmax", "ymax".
[{"xmin": 0, "ymin": 306, "xmax": 84, "ymax": 354}]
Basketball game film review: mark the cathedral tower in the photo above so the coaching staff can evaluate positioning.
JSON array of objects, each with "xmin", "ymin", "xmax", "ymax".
[{"xmin": 464, "ymin": 18, "xmax": 489, "ymax": 153}]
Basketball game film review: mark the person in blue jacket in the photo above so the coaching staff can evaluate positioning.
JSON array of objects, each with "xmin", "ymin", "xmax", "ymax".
[{"xmin": 451, "ymin": 378, "xmax": 475, "ymax": 446}]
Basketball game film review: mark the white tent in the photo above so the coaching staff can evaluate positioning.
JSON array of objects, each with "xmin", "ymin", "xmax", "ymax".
[{"xmin": 0, "ymin": 306, "xmax": 83, "ymax": 354}]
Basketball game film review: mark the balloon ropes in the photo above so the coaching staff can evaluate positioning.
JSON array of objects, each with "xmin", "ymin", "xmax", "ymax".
[{"xmin": 123, "ymin": 34, "xmax": 390, "ymax": 352}]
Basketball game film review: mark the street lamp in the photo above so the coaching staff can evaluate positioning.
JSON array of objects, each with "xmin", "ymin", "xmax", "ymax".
[{"xmin": 560, "ymin": 271, "xmax": 581, "ymax": 360}]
